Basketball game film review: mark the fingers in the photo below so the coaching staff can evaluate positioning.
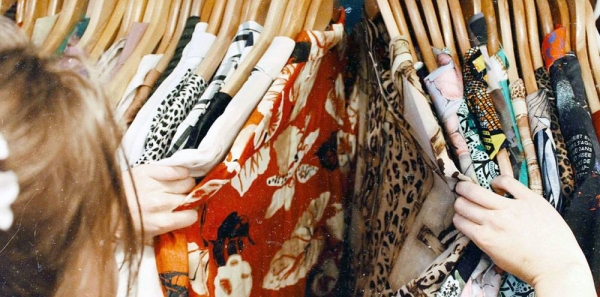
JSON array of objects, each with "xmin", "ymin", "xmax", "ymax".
[
  {"xmin": 143, "ymin": 165, "xmax": 190, "ymax": 181},
  {"xmin": 454, "ymin": 196, "xmax": 488, "ymax": 225},
  {"xmin": 162, "ymin": 177, "xmax": 196, "ymax": 194},
  {"xmin": 152, "ymin": 209, "xmax": 198, "ymax": 236},
  {"xmin": 453, "ymin": 212, "xmax": 481, "ymax": 243},
  {"xmin": 455, "ymin": 181, "xmax": 509, "ymax": 210},
  {"xmin": 491, "ymin": 175, "xmax": 538, "ymax": 200}
]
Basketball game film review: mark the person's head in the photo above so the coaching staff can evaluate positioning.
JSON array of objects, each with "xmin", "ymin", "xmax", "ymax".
[{"xmin": 0, "ymin": 17, "xmax": 139, "ymax": 296}]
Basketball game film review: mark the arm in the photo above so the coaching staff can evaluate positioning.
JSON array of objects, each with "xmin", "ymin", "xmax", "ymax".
[{"xmin": 453, "ymin": 176, "xmax": 596, "ymax": 296}]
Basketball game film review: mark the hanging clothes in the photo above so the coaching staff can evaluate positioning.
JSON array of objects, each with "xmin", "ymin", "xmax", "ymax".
[
  {"xmin": 535, "ymin": 66, "xmax": 575, "ymax": 207},
  {"xmin": 166, "ymin": 21, "xmax": 263, "ymax": 156},
  {"xmin": 526, "ymin": 87, "xmax": 562, "ymax": 209},
  {"xmin": 543, "ymin": 24, "xmax": 600, "ymax": 288},
  {"xmin": 158, "ymin": 34, "xmax": 294, "ymax": 177},
  {"xmin": 155, "ymin": 18, "xmax": 350, "ymax": 297},
  {"xmin": 135, "ymin": 69, "xmax": 207, "ymax": 164},
  {"xmin": 121, "ymin": 16, "xmax": 201, "ymax": 126},
  {"xmin": 114, "ymin": 54, "xmax": 164, "ymax": 122},
  {"xmin": 120, "ymin": 22, "xmax": 215, "ymax": 169},
  {"xmin": 346, "ymin": 13, "xmax": 471, "ymax": 296},
  {"xmin": 425, "ymin": 50, "xmax": 478, "ymax": 183}
]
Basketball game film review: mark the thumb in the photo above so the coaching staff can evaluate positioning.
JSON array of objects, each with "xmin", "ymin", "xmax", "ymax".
[
  {"xmin": 141, "ymin": 165, "xmax": 190, "ymax": 181},
  {"xmin": 166, "ymin": 209, "xmax": 198, "ymax": 232}
]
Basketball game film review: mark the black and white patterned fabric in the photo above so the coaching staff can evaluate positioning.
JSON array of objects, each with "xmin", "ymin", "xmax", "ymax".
[
  {"xmin": 135, "ymin": 70, "xmax": 207, "ymax": 164},
  {"xmin": 166, "ymin": 21, "xmax": 263, "ymax": 156}
]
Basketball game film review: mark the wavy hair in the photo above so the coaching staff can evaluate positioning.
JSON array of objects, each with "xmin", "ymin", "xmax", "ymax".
[{"xmin": 0, "ymin": 16, "xmax": 140, "ymax": 296}]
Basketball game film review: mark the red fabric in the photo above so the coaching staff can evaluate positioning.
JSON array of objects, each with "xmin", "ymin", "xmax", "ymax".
[
  {"xmin": 155, "ymin": 13, "xmax": 354, "ymax": 297},
  {"xmin": 542, "ymin": 25, "xmax": 567, "ymax": 71}
]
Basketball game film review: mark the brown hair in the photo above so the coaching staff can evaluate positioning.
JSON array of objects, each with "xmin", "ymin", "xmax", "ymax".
[{"xmin": 0, "ymin": 17, "xmax": 140, "ymax": 296}]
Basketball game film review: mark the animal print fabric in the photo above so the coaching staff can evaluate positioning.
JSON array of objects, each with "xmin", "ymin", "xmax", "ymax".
[
  {"xmin": 346, "ymin": 16, "xmax": 470, "ymax": 296},
  {"xmin": 390, "ymin": 36, "xmax": 473, "ymax": 296},
  {"xmin": 155, "ymin": 19, "xmax": 352, "ymax": 297},
  {"xmin": 347, "ymin": 17, "xmax": 433, "ymax": 296},
  {"xmin": 135, "ymin": 70, "xmax": 207, "ymax": 164},
  {"xmin": 535, "ymin": 67, "xmax": 575, "ymax": 206}
]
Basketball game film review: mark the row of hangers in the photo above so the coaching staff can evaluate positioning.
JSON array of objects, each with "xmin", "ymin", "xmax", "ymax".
[
  {"xmin": 368, "ymin": 0, "xmax": 599, "ymax": 108},
  {"xmin": 368, "ymin": 0, "xmax": 600, "ymax": 176},
  {"xmin": 8, "ymin": 0, "xmax": 339, "ymax": 106}
]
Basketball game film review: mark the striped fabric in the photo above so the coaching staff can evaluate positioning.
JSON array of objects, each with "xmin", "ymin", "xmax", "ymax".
[{"xmin": 166, "ymin": 21, "xmax": 263, "ymax": 156}]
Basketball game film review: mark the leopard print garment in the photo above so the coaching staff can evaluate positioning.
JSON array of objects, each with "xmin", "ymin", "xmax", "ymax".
[
  {"xmin": 535, "ymin": 67, "xmax": 575, "ymax": 205},
  {"xmin": 136, "ymin": 70, "xmax": 207, "ymax": 164},
  {"xmin": 347, "ymin": 17, "xmax": 435, "ymax": 296}
]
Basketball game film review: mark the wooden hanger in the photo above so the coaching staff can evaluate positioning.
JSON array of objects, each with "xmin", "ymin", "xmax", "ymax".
[
  {"xmin": 513, "ymin": 0, "xmax": 538, "ymax": 93},
  {"xmin": 524, "ymin": 0, "xmax": 544, "ymax": 71},
  {"xmin": 404, "ymin": 0, "xmax": 437, "ymax": 71},
  {"xmin": 437, "ymin": 0, "xmax": 461, "ymax": 70},
  {"xmin": 278, "ymin": 0, "xmax": 312, "ymax": 38},
  {"xmin": 448, "ymin": 0, "xmax": 470, "ymax": 56},
  {"xmin": 244, "ymin": 0, "xmax": 270, "ymax": 24},
  {"xmin": 585, "ymin": 0, "xmax": 600, "ymax": 111},
  {"xmin": 87, "ymin": 0, "xmax": 127, "ymax": 61},
  {"xmin": 76, "ymin": 0, "xmax": 118, "ymax": 51},
  {"xmin": 47, "ymin": 0, "xmax": 62, "ymax": 16},
  {"xmin": 497, "ymin": 0, "xmax": 519, "ymax": 83},
  {"xmin": 190, "ymin": 0, "xmax": 203, "ymax": 17},
  {"xmin": 195, "ymin": 0, "xmax": 243, "ymax": 80},
  {"xmin": 21, "ymin": 0, "xmax": 49, "ymax": 37},
  {"xmin": 536, "ymin": 0, "xmax": 554, "ymax": 37},
  {"xmin": 377, "ymin": 0, "xmax": 400, "ymax": 39},
  {"xmin": 14, "ymin": 0, "xmax": 24, "ymax": 24},
  {"xmin": 200, "ymin": 0, "xmax": 215, "ymax": 22},
  {"xmin": 152, "ymin": 0, "xmax": 193, "ymax": 76},
  {"xmin": 313, "ymin": 0, "xmax": 334, "ymax": 31},
  {"xmin": 155, "ymin": 0, "xmax": 184, "ymax": 54},
  {"xmin": 568, "ymin": 0, "xmax": 600, "ymax": 114},
  {"xmin": 205, "ymin": 0, "xmax": 227, "ymax": 34},
  {"xmin": 115, "ymin": 0, "xmax": 147, "ymax": 41},
  {"xmin": 472, "ymin": 0, "xmax": 481, "ymax": 14},
  {"xmin": 39, "ymin": 0, "xmax": 89, "ymax": 56},
  {"xmin": 388, "ymin": 0, "xmax": 418, "ymax": 61},
  {"xmin": 303, "ymin": 0, "xmax": 324, "ymax": 30},
  {"xmin": 420, "ymin": 0, "xmax": 445, "ymax": 50},
  {"xmin": 481, "ymin": 0, "xmax": 499, "ymax": 54},
  {"xmin": 510, "ymin": 0, "xmax": 544, "ymax": 191},
  {"xmin": 219, "ymin": 0, "xmax": 289, "ymax": 97},
  {"xmin": 107, "ymin": 0, "xmax": 170, "ymax": 105},
  {"xmin": 549, "ymin": 0, "xmax": 571, "ymax": 51}
]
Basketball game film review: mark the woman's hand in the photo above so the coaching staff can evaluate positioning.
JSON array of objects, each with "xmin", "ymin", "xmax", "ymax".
[
  {"xmin": 122, "ymin": 164, "xmax": 198, "ymax": 240},
  {"xmin": 453, "ymin": 176, "xmax": 596, "ymax": 296}
]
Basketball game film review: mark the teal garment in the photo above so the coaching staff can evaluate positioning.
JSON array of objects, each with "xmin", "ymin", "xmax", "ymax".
[
  {"xmin": 495, "ymin": 49, "xmax": 529, "ymax": 186},
  {"xmin": 56, "ymin": 17, "xmax": 90, "ymax": 55}
]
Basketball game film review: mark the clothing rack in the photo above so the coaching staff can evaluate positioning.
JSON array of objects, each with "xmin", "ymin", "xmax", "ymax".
[{"xmin": 4, "ymin": 1, "xmax": 600, "ymax": 296}]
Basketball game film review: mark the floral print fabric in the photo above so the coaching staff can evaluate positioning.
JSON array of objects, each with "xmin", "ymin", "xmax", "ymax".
[{"xmin": 155, "ymin": 21, "xmax": 352, "ymax": 297}]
